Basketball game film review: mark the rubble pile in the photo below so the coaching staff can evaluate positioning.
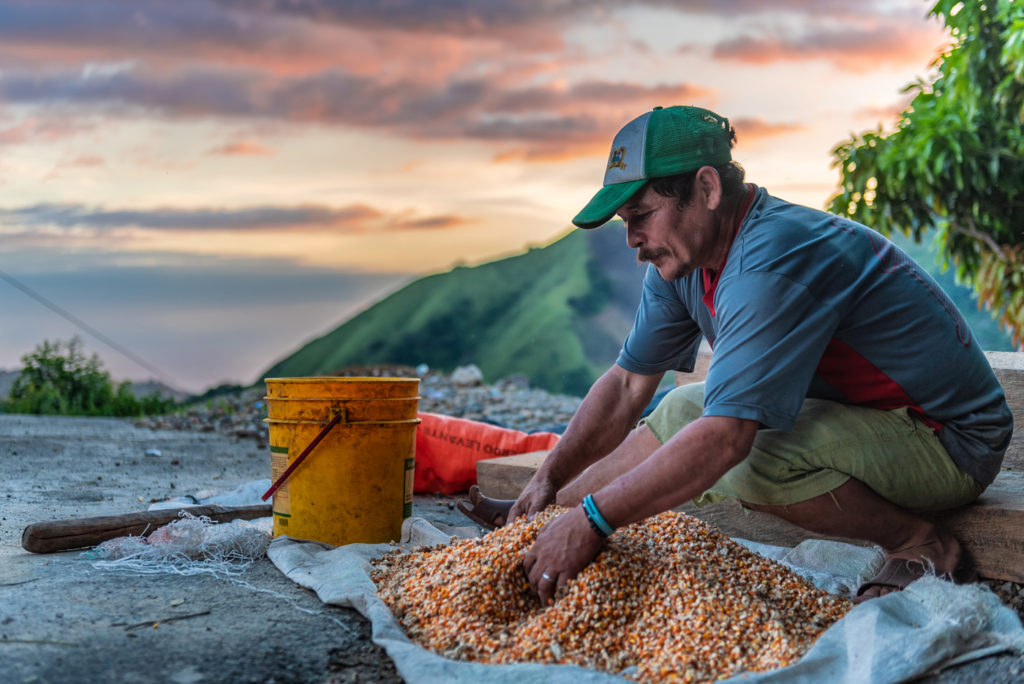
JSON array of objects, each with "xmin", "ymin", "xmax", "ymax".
[{"xmin": 134, "ymin": 364, "xmax": 581, "ymax": 448}]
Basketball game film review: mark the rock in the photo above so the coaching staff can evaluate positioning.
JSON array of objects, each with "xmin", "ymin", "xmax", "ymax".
[{"xmin": 451, "ymin": 365, "xmax": 484, "ymax": 387}]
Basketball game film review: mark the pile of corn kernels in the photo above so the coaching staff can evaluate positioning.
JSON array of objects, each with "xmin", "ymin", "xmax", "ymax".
[{"xmin": 371, "ymin": 508, "xmax": 851, "ymax": 682}]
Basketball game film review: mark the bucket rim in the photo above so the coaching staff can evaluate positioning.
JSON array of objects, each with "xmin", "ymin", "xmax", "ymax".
[
  {"xmin": 264, "ymin": 376, "xmax": 420, "ymax": 383},
  {"xmin": 264, "ymin": 417, "xmax": 421, "ymax": 426},
  {"xmin": 263, "ymin": 395, "xmax": 421, "ymax": 401}
]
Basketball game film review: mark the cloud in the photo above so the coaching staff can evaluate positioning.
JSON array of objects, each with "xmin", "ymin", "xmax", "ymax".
[
  {"xmin": 730, "ymin": 117, "xmax": 805, "ymax": 142},
  {"xmin": 207, "ymin": 140, "xmax": 275, "ymax": 156},
  {"xmin": 0, "ymin": 202, "xmax": 470, "ymax": 233},
  {"xmin": 67, "ymin": 154, "xmax": 105, "ymax": 167},
  {"xmin": 855, "ymin": 93, "xmax": 916, "ymax": 125},
  {"xmin": 0, "ymin": 0, "xmax": 568, "ymax": 81},
  {"xmin": 0, "ymin": 115, "xmax": 95, "ymax": 146},
  {"xmin": 712, "ymin": 23, "xmax": 944, "ymax": 72},
  {"xmin": 0, "ymin": 67, "xmax": 712, "ymax": 159},
  {"xmin": 0, "ymin": 0, "xmax": 941, "ymax": 164},
  {"xmin": 211, "ymin": 0, "xmax": 584, "ymax": 43}
]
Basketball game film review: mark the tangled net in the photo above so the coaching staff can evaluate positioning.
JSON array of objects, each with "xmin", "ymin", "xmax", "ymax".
[{"xmin": 83, "ymin": 512, "xmax": 271, "ymax": 576}]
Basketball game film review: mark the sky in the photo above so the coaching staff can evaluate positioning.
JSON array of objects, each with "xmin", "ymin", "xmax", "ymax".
[{"xmin": 0, "ymin": 0, "xmax": 954, "ymax": 393}]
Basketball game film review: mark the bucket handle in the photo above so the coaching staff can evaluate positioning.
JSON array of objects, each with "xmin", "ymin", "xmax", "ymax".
[{"xmin": 261, "ymin": 410, "xmax": 344, "ymax": 502}]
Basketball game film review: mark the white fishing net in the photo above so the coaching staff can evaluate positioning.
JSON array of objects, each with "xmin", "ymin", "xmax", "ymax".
[{"xmin": 83, "ymin": 512, "xmax": 272, "ymax": 576}]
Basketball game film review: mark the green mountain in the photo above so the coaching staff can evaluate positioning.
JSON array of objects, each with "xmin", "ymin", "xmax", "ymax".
[
  {"xmin": 261, "ymin": 221, "xmax": 1015, "ymax": 397},
  {"xmin": 261, "ymin": 222, "xmax": 648, "ymax": 396}
]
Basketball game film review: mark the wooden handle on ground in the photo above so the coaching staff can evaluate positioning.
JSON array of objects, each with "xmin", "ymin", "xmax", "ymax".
[{"xmin": 21, "ymin": 503, "xmax": 273, "ymax": 554}]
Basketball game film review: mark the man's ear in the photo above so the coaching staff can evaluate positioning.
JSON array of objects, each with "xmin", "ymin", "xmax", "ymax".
[{"xmin": 694, "ymin": 166, "xmax": 723, "ymax": 211}]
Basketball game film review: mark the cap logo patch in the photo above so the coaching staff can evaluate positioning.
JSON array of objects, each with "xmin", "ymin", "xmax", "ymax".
[{"xmin": 606, "ymin": 146, "xmax": 627, "ymax": 171}]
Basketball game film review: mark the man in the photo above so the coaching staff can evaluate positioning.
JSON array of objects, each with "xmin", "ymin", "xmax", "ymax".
[{"xmin": 459, "ymin": 105, "xmax": 1012, "ymax": 605}]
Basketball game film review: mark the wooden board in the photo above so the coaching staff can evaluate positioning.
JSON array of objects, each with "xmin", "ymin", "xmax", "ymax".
[
  {"xmin": 987, "ymin": 351, "xmax": 1024, "ymax": 470},
  {"xmin": 476, "ymin": 450, "xmax": 550, "ymax": 499},
  {"xmin": 929, "ymin": 470, "xmax": 1024, "ymax": 582},
  {"xmin": 673, "ymin": 347, "xmax": 713, "ymax": 387},
  {"xmin": 22, "ymin": 503, "xmax": 273, "ymax": 553}
]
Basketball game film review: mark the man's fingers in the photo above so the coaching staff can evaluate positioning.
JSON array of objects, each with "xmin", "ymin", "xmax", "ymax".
[
  {"xmin": 535, "ymin": 569, "xmax": 557, "ymax": 605},
  {"xmin": 522, "ymin": 550, "xmax": 536, "ymax": 574}
]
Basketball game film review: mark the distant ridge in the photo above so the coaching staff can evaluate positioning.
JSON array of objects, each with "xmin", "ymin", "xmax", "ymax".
[{"xmin": 261, "ymin": 222, "xmax": 647, "ymax": 395}]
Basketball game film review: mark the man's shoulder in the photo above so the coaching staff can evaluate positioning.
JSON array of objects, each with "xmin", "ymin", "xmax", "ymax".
[
  {"xmin": 744, "ymin": 189, "xmax": 835, "ymax": 233},
  {"xmin": 735, "ymin": 190, "xmax": 871, "ymax": 275}
]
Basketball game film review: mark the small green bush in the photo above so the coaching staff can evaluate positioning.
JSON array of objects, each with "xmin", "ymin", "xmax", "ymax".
[{"xmin": 2, "ymin": 337, "xmax": 176, "ymax": 417}]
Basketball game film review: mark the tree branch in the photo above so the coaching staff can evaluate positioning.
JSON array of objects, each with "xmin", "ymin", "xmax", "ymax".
[{"xmin": 948, "ymin": 217, "xmax": 1009, "ymax": 261}]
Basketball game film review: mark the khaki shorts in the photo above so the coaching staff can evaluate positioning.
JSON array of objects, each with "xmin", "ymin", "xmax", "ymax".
[{"xmin": 642, "ymin": 382, "xmax": 985, "ymax": 512}]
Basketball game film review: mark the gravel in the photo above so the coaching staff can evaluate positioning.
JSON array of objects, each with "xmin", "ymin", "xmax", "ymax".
[{"xmin": 133, "ymin": 364, "xmax": 582, "ymax": 447}]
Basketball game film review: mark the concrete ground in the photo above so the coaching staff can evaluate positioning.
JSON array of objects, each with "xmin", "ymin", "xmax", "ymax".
[{"xmin": 2, "ymin": 414, "xmax": 1022, "ymax": 683}]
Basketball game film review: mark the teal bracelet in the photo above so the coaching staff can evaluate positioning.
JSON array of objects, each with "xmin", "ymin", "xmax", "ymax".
[{"xmin": 582, "ymin": 494, "xmax": 615, "ymax": 538}]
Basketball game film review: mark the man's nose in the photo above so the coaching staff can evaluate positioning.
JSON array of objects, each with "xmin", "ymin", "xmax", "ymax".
[{"xmin": 626, "ymin": 224, "xmax": 643, "ymax": 249}]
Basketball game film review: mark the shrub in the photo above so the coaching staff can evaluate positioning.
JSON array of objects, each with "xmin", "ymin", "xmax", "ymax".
[{"xmin": 3, "ymin": 337, "xmax": 176, "ymax": 417}]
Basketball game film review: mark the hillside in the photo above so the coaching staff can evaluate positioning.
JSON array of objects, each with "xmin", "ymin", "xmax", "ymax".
[{"xmin": 261, "ymin": 222, "xmax": 647, "ymax": 395}]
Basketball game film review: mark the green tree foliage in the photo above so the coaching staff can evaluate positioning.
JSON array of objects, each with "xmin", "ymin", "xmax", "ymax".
[
  {"xmin": 4, "ymin": 337, "xmax": 175, "ymax": 416},
  {"xmin": 830, "ymin": 0, "xmax": 1024, "ymax": 346}
]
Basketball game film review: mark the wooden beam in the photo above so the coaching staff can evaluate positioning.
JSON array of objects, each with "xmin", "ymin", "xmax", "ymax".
[
  {"xmin": 673, "ymin": 346, "xmax": 713, "ymax": 387},
  {"xmin": 986, "ymin": 351, "xmax": 1024, "ymax": 471},
  {"xmin": 476, "ymin": 450, "xmax": 549, "ymax": 500},
  {"xmin": 929, "ymin": 470, "xmax": 1024, "ymax": 582}
]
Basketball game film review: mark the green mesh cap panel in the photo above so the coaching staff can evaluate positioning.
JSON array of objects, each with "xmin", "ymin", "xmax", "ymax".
[
  {"xmin": 644, "ymin": 106, "xmax": 732, "ymax": 178},
  {"xmin": 571, "ymin": 105, "xmax": 733, "ymax": 229}
]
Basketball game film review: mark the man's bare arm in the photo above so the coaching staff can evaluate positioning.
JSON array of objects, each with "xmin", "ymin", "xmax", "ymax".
[{"xmin": 508, "ymin": 364, "xmax": 661, "ymax": 520}]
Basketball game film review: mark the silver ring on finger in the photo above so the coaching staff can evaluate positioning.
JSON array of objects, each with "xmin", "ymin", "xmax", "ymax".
[{"xmin": 541, "ymin": 572, "xmax": 554, "ymax": 582}]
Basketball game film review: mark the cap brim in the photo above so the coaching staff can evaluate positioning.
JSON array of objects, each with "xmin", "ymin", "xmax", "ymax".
[{"xmin": 572, "ymin": 179, "xmax": 647, "ymax": 229}]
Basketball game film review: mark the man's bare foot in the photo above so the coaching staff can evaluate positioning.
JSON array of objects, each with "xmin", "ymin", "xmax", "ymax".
[{"xmin": 855, "ymin": 528, "xmax": 973, "ymax": 602}]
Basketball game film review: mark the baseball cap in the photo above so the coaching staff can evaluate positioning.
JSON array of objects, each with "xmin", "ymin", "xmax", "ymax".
[{"xmin": 572, "ymin": 106, "xmax": 733, "ymax": 229}]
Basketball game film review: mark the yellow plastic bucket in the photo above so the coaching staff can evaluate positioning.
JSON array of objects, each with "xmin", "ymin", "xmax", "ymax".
[{"xmin": 263, "ymin": 377, "xmax": 420, "ymax": 546}]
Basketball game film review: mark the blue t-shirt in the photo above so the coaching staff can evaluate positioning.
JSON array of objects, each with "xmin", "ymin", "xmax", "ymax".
[{"xmin": 617, "ymin": 186, "xmax": 1012, "ymax": 485}]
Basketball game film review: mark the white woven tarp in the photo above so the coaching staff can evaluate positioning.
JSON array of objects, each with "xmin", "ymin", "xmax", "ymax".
[{"xmin": 268, "ymin": 518, "xmax": 1024, "ymax": 683}]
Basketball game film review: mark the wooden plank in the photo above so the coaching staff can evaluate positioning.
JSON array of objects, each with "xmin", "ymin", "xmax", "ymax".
[
  {"xmin": 21, "ymin": 503, "xmax": 273, "ymax": 554},
  {"xmin": 476, "ymin": 451, "xmax": 549, "ymax": 499},
  {"xmin": 986, "ymin": 351, "xmax": 1024, "ymax": 471},
  {"xmin": 673, "ymin": 346, "xmax": 713, "ymax": 387},
  {"xmin": 929, "ymin": 470, "xmax": 1024, "ymax": 582}
]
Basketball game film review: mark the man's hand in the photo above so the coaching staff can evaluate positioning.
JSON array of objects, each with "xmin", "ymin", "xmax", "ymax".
[
  {"xmin": 508, "ymin": 475, "xmax": 559, "ymax": 523},
  {"xmin": 522, "ymin": 506, "xmax": 605, "ymax": 605}
]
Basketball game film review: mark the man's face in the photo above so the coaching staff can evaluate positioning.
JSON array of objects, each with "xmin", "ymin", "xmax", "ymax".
[{"xmin": 615, "ymin": 184, "xmax": 718, "ymax": 281}]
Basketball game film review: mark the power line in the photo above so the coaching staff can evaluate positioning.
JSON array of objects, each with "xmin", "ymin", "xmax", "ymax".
[{"xmin": 0, "ymin": 267, "xmax": 175, "ymax": 385}]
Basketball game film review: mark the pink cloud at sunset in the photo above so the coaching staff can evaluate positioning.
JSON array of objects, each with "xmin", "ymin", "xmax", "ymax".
[
  {"xmin": 208, "ymin": 140, "xmax": 275, "ymax": 156},
  {"xmin": 712, "ymin": 17, "xmax": 948, "ymax": 72},
  {"xmin": 0, "ymin": 203, "xmax": 469, "ymax": 235}
]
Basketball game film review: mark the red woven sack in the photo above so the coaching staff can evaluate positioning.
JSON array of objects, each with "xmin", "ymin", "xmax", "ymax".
[{"xmin": 413, "ymin": 412, "xmax": 560, "ymax": 494}]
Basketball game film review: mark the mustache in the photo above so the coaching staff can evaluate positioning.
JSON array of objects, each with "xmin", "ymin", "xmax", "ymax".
[{"xmin": 637, "ymin": 247, "xmax": 669, "ymax": 264}]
